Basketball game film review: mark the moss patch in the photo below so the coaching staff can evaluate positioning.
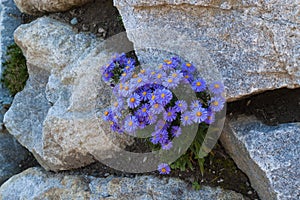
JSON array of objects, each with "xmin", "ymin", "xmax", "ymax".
[{"xmin": 1, "ymin": 43, "xmax": 28, "ymax": 96}]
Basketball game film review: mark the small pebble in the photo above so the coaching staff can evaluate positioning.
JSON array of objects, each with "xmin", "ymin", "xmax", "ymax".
[
  {"xmin": 217, "ymin": 179, "xmax": 224, "ymax": 183},
  {"xmin": 248, "ymin": 191, "xmax": 253, "ymax": 195},
  {"xmin": 104, "ymin": 173, "xmax": 110, "ymax": 177},
  {"xmin": 70, "ymin": 17, "xmax": 78, "ymax": 25},
  {"xmin": 82, "ymin": 24, "xmax": 89, "ymax": 31}
]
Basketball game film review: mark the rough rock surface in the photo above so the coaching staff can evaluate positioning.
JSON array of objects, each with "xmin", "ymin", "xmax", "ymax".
[
  {"xmin": 0, "ymin": 131, "xmax": 31, "ymax": 186},
  {"xmin": 221, "ymin": 116, "xmax": 300, "ymax": 200},
  {"xmin": 4, "ymin": 17, "xmax": 133, "ymax": 171},
  {"xmin": 14, "ymin": 0, "xmax": 92, "ymax": 15},
  {"xmin": 114, "ymin": 0, "xmax": 300, "ymax": 101},
  {"xmin": 0, "ymin": 0, "xmax": 21, "ymax": 129},
  {"xmin": 0, "ymin": 167, "xmax": 246, "ymax": 200}
]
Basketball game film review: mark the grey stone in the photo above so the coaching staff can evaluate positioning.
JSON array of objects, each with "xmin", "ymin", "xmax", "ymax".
[
  {"xmin": 221, "ymin": 116, "xmax": 300, "ymax": 200},
  {"xmin": 70, "ymin": 17, "xmax": 78, "ymax": 25},
  {"xmin": 0, "ymin": 130, "xmax": 31, "ymax": 185},
  {"xmin": 0, "ymin": 0, "xmax": 21, "ymax": 124},
  {"xmin": 4, "ymin": 17, "xmax": 133, "ymax": 171},
  {"xmin": 114, "ymin": 0, "xmax": 300, "ymax": 101},
  {"xmin": 14, "ymin": 0, "xmax": 93, "ymax": 15},
  {"xmin": 0, "ymin": 167, "xmax": 246, "ymax": 200}
]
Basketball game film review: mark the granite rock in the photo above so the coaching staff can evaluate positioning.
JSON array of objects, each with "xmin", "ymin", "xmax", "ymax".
[
  {"xmin": 4, "ymin": 17, "xmax": 133, "ymax": 171},
  {"xmin": 221, "ymin": 116, "xmax": 300, "ymax": 200},
  {"xmin": 0, "ymin": 167, "xmax": 246, "ymax": 200},
  {"xmin": 14, "ymin": 0, "xmax": 92, "ymax": 15},
  {"xmin": 114, "ymin": 0, "xmax": 300, "ymax": 101}
]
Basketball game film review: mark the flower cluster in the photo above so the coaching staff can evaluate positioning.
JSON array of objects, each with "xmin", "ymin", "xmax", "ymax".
[{"xmin": 102, "ymin": 53, "xmax": 225, "ymax": 174}]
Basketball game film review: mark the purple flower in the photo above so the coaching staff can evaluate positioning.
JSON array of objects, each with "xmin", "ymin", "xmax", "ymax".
[
  {"xmin": 209, "ymin": 96, "xmax": 225, "ymax": 112},
  {"xmin": 111, "ymin": 99, "xmax": 124, "ymax": 113},
  {"xmin": 154, "ymin": 89, "xmax": 173, "ymax": 106},
  {"xmin": 127, "ymin": 93, "xmax": 141, "ymax": 108},
  {"xmin": 162, "ymin": 75, "xmax": 180, "ymax": 89},
  {"xmin": 138, "ymin": 87, "xmax": 152, "ymax": 101},
  {"xmin": 180, "ymin": 111, "xmax": 193, "ymax": 126},
  {"xmin": 154, "ymin": 71, "xmax": 167, "ymax": 84},
  {"xmin": 150, "ymin": 103, "xmax": 164, "ymax": 114},
  {"xmin": 155, "ymin": 120, "xmax": 168, "ymax": 131},
  {"xmin": 123, "ymin": 115, "xmax": 139, "ymax": 134},
  {"xmin": 102, "ymin": 70, "xmax": 113, "ymax": 82},
  {"xmin": 163, "ymin": 107, "xmax": 178, "ymax": 122},
  {"xmin": 162, "ymin": 141, "xmax": 173, "ymax": 150},
  {"xmin": 171, "ymin": 126, "xmax": 182, "ymax": 137},
  {"xmin": 182, "ymin": 71, "xmax": 194, "ymax": 83},
  {"xmin": 158, "ymin": 163, "xmax": 171, "ymax": 174},
  {"xmin": 119, "ymin": 83, "xmax": 132, "ymax": 97},
  {"xmin": 192, "ymin": 106, "xmax": 208, "ymax": 123},
  {"xmin": 190, "ymin": 100, "xmax": 202, "ymax": 110},
  {"xmin": 182, "ymin": 62, "xmax": 196, "ymax": 73},
  {"xmin": 152, "ymin": 129, "xmax": 169, "ymax": 144},
  {"xmin": 137, "ymin": 103, "xmax": 150, "ymax": 117},
  {"xmin": 174, "ymin": 100, "xmax": 187, "ymax": 113},
  {"xmin": 192, "ymin": 78, "xmax": 206, "ymax": 92},
  {"xmin": 209, "ymin": 81, "xmax": 225, "ymax": 95},
  {"xmin": 145, "ymin": 113, "xmax": 157, "ymax": 125},
  {"xmin": 205, "ymin": 110, "xmax": 215, "ymax": 124}
]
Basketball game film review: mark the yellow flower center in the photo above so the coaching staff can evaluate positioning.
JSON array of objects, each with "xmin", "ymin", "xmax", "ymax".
[
  {"xmin": 105, "ymin": 73, "xmax": 109, "ymax": 77},
  {"xmin": 130, "ymin": 98, "xmax": 135, "ymax": 103},
  {"xmin": 140, "ymin": 69, "xmax": 146, "ymax": 74},
  {"xmin": 179, "ymin": 103, "xmax": 182, "ymax": 107},
  {"xmin": 151, "ymin": 95, "xmax": 156, "ymax": 100},
  {"xmin": 157, "ymin": 74, "xmax": 162, "ymax": 79},
  {"xmin": 185, "ymin": 75, "xmax": 189, "ymax": 79},
  {"xmin": 161, "ymin": 168, "xmax": 167, "ymax": 173},
  {"xmin": 213, "ymin": 101, "xmax": 219, "ymax": 106},
  {"xmin": 184, "ymin": 116, "xmax": 189, "ymax": 121},
  {"xmin": 168, "ymin": 112, "xmax": 172, "ymax": 116},
  {"xmin": 196, "ymin": 111, "xmax": 202, "ymax": 117},
  {"xmin": 172, "ymin": 73, "xmax": 178, "ymax": 78},
  {"xmin": 122, "ymin": 73, "xmax": 126, "ymax": 77},
  {"xmin": 137, "ymin": 78, "xmax": 142, "ymax": 83},
  {"xmin": 128, "ymin": 121, "xmax": 133, "ymax": 126},
  {"xmin": 132, "ymin": 74, "xmax": 138, "ymax": 78},
  {"xmin": 168, "ymin": 79, "xmax": 173, "ymax": 83},
  {"xmin": 151, "ymin": 71, "xmax": 156, "ymax": 75},
  {"xmin": 125, "ymin": 86, "xmax": 129, "ymax": 91},
  {"xmin": 186, "ymin": 63, "xmax": 191, "ymax": 67},
  {"xmin": 142, "ymin": 108, "xmax": 147, "ymax": 112},
  {"xmin": 196, "ymin": 82, "xmax": 201, "ymax": 86},
  {"xmin": 154, "ymin": 103, "xmax": 159, "ymax": 108},
  {"xmin": 114, "ymin": 102, "xmax": 118, "ymax": 107},
  {"xmin": 104, "ymin": 111, "xmax": 109, "ymax": 116},
  {"xmin": 214, "ymin": 84, "xmax": 220, "ymax": 89},
  {"xmin": 164, "ymin": 60, "xmax": 172, "ymax": 65},
  {"xmin": 142, "ymin": 91, "xmax": 147, "ymax": 96},
  {"xmin": 161, "ymin": 93, "xmax": 165, "ymax": 98},
  {"xmin": 125, "ymin": 66, "xmax": 130, "ymax": 70},
  {"xmin": 158, "ymin": 64, "xmax": 163, "ymax": 69}
]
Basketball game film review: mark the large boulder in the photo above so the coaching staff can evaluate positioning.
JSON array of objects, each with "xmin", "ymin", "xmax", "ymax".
[
  {"xmin": 4, "ymin": 17, "xmax": 133, "ymax": 171},
  {"xmin": 221, "ymin": 116, "xmax": 300, "ymax": 200},
  {"xmin": 0, "ymin": 167, "xmax": 246, "ymax": 200},
  {"xmin": 14, "ymin": 0, "xmax": 92, "ymax": 15},
  {"xmin": 114, "ymin": 0, "xmax": 300, "ymax": 101}
]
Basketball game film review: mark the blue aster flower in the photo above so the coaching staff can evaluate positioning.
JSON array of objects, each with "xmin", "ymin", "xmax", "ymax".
[
  {"xmin": 119, "ymin": 83, "xmax": 132, "ymax": 97},
  {"xmin": 162, "ymin": 75, "xmax": 180, "ymax": 89},
  {"xmin": 155, "ymin": 120, "xmax": 168, "ymax": 131},
  {"xmin": 137, "ymin": 103, "xmax": 150, "ymax": 117},
  {"xmin": 145, "ymin": 113, "xmax": 157, "ymax": 125},
  {"xmin": 209, "ymin": 96, "xmax": 225, "ymax": 112},
  {"xmin": 102, "ymin": 70, "xmax": 113, "ymax": 82},
  {"xmin": 205, "ymin": 109, "xmax": 215, "ymax": 124},
  {"xmin": 123, "ymin": 115, "xmax": 139, "ymax": 134},
  {"xmin": 192, "ymin": 106, "xmax": 208, "ymax": 123},
  {"xmin": 174, "ymin": 100, "xmax": 187, "ymax": 113},
  {"xmin": 190, "ymin": 100, "xmax": 202, "ymax": 110},
  {"xmin": 192, "ymin": 78, "xmax": 206, "ymax": 92},
  {"xmin": 162, "ymin": 141, "xmax": 173, "ymax": 150},
  {"xmin": 180, "ymin": 111, "xmax": 194, "ymax": 126},
  {"xmin": 209, "ymin": 81, "xmax": 225, "ymax": 95},
  {"xmin": 182, "ymin": 62, "xmax": 196, "ymax": 73},
  {"xmin": 152, "ymin": 129, "xmax": 169, "ymax": 144},
  {"xmin": 182, "ymin": 71, "xmax": 194, "ymax": 83},
  {"xmin": 163, "ymin": 57, "xmax": 180, "ymax": 70},
  {"xmin": 171, "ymin": 126, "xmax": 182, "ymax": 137},
  {"xmin": 154, "ymin": 89, "xmax": 173, "ymax": 106},
  {"xmin": 138, "ymin": 87, "xmax": 152, "ymax": 101},
  {"xmin": 158, "ymin": 163, "xmax": 171, "ymax": 174},
  {"xmin": 154, "ymin": 71, "xmax": 167, "ymax": 84},
  {"xmin": 127, "ymin": 93, "xmax": 141, "ymax": 108},
  {"xmin": 150, "ymin": 103, "xmax": 164, "ymax": 114},
  {"xmin": 163, "ymin": 107, "xmax": 178, "ymax": 122}
]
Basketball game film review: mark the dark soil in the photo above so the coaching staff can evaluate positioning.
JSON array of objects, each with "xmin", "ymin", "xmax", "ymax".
[
  {"xmin": 19, "ymin": 1, "xmax": 300, "ymax": 200},
  {"xmin": 227, "ymin": 88, "xmax": 300, "ymax": 126}
]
